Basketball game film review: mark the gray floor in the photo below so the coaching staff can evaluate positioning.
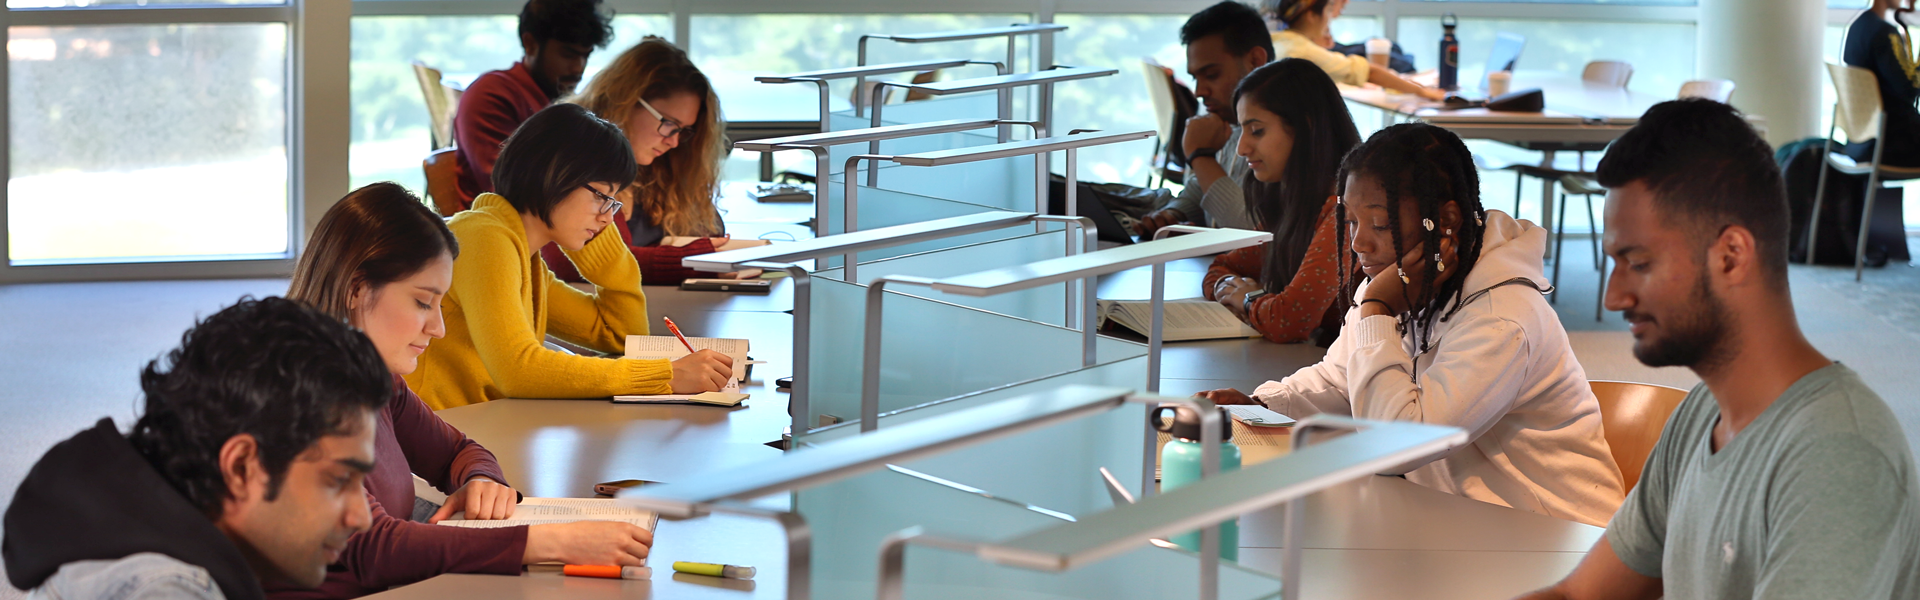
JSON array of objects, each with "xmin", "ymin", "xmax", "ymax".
[{"xmin": 1, "ymin": 236, "xmax": 1917, "ymax": 595}]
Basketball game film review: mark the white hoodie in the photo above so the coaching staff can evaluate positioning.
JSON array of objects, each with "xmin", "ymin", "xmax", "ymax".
[{"xmin": 1252, "ymin": 210, "xmax": 1625, "ymax": 526}]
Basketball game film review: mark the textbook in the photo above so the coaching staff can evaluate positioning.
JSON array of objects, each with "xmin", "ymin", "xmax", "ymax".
[
  {"xmin": 616, "ymin": 335, "xmax": 752, "ymax": 406},
  {"xmin": 1097, "ymin": 299, "xmax": 1260, "ymax": 342},
  {"xmin": 437, "ymin": 497, "xmax": 659, "ymax": 532},
  {"xmin": 624, "ymin": 335, "xmax": 750, "ymax": 382}
]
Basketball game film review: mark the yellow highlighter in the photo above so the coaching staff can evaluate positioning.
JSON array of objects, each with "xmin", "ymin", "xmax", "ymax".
[{"xmin": 671, "ymin": 561, "xmax": 756, "ymax": 580}]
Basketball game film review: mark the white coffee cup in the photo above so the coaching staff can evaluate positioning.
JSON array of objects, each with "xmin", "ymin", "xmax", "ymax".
[
  {"xmin": 1487, "ymin": 70, "xmax": 1513, "ymax": 97},
  {"xmin": 1365, "ymin": 38, "xmax": 1393, "ymax": 68}
]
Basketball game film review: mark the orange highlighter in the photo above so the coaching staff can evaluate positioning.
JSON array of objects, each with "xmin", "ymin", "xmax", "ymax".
[
  {"xmin": 661, "ymin": 316, "xmax": 698, "ymax": 354},
  {"xmin": 562, "ymin": 564, "xmax": 652, "ymax": 580}
]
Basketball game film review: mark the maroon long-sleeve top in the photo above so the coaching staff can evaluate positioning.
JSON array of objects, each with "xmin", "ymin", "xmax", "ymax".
[
  {"xmin": 452, "ymin": 62, "xmax": 553, "ymax": 208},
  {"xmin": 267, "ymin": 376, "xmax": 527, "ymax": 599}
]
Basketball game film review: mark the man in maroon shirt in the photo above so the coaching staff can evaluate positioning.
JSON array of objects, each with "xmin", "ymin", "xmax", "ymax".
[{"xmin": 451, "ymin": 0, "xmax": 614, "ymax": 207}]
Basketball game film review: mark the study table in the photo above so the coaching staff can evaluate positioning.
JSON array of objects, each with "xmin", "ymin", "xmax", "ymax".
[{"xmin": 367, "ymin": 280, "xmax": 1602, "ymax": 600}]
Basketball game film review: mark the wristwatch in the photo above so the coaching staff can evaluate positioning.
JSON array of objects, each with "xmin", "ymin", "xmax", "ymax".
[
  {"xmin": 1187, "ymin": 147, "xmax": 1220, "ymax": 166},
  {"xmin": 1242, "ymin": 289, "xmax": 1268, "ymax": 315}
]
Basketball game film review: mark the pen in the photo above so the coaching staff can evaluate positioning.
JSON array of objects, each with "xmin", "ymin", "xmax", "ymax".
[
  {"xmin": 661, "ymin": 316, "xmax": 698, "ymax": 354},
  {"xmin": 562, "ymin": 565, "xmax": 652, "ymax": 579},
  {"xmin": 672, "ymin": 561, "xmax": 756, "ymax": 580}
]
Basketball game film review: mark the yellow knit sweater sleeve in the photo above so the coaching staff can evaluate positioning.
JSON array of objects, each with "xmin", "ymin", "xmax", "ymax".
[
  {"xmin": 546, "ymin": 224, "xmax": 650, "ymax": 353},
  {"xmin": 453, "ymin": 202, "xmax": 673, "ymax": 399}
]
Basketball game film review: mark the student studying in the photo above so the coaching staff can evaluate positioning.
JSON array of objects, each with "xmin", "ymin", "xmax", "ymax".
[
  {"xmin": 3, "ymin": 298, "xmax": 389, "ymax": 600},
  {"xmin": 1133, "ymin": 1, "xmax": 1274, "ymax": 237},
  {"xmin": 280, "ymin": 183, "xmax": 655, "ymax": 598},
  {"xmin": 1200, "ymin": 58, "xmax": 1359, "ymax": 345},
  {"xmin": 542, "ymin": 37, "xmax": 767, "ymax": 285},
  {"xmin": 406, "ymin": 103, "xmax": 733, "ymax": 410},
  {"xmin": 1201, "ymin": 123, "xmax": 1625, "ymax": 527},
  {"xmin": 450, "ymin": 0, "xmax": 614, "ymax": 208},
  {"xmin": 1518, "ymin": 99, "xmax": 1920, "ymax": 600}
]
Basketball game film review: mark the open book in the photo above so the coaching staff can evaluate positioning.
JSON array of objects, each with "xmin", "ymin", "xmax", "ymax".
[
  {"xmin": 616, "ymin": 335, "xmax": 752, "ymax": 405},
  {"xmin": 1098, "ymin": 299, "xmax": 1260, "ymax": 342},
  {"xmin": 436, "ymin": 497, "xmax": 658, "ymax": 531}
]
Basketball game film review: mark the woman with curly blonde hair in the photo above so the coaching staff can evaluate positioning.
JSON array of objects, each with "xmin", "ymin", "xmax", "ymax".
[{"xmin": 539, "ymin": 36, "xmax": 754, "ymax": 284}]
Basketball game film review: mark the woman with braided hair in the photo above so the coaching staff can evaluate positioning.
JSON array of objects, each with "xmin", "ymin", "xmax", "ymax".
[{"xmin": 1201, "ymin": 123, "xmax": 1624, "ymax": 526}]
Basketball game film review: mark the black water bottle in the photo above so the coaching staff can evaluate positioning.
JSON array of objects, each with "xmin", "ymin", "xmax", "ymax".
[{"xmin": 1438, "ymin": 13, "xmax": 1460, "ymax": 91}]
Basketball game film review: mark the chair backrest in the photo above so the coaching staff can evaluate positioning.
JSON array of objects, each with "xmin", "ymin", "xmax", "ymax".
[
  {"xmin": 1677, "ymin": 79, "xmax": 1735, "ymax": 104},
  {"xmin": 412, "ymin": 62, "xmax": 463, "ymax": 151},
  {"xmin": 902, "ymin": 68, "xmax": 944, "ymax": 103},
  {"xmin": 1827, "ymin": 62, "xmax": 1884, "ymax": 144},
  {"xmin": 421, "ymin": 147, "xmax": 465, "ymax": 217},
  {"xmin": 1589, "ymin": 380, "xmax": 1689, "ymax": 492},
  {"xmin": 1581, "ymin": 61, "xmax": 1634, "ymax": 88},
  {"xmin": 1140, "ymin": 59, "xmax": 1178, "ymax": 141}
]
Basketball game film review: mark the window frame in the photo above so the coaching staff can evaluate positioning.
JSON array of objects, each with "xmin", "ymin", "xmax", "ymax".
[{"xmin": 0, "ymin": 0, "xmax": 344, "ymax": 283}]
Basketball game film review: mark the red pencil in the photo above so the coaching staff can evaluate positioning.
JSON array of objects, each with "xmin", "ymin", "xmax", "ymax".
[{"xmin": 661, "ymin": 316, "xmax": 697, "ymax": 354}]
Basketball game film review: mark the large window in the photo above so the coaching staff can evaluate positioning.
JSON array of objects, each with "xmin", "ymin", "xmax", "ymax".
[{"xmin": 6, "ymin": 5, "xmax": 299, "ymax": 270}]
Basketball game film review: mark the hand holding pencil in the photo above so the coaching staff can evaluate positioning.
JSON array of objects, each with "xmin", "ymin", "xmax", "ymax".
[{"xmin": 663, "ymin": 316, "xmax": 734, "ymax": 394}]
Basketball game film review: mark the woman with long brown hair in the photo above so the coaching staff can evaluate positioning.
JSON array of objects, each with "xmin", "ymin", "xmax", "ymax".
[
  {"xmin": 279, "ymin": 182, "xmax": 654, "ymax": 599},
  {"xmin": 539, "ymin": 36, "xmax": 760, "ymax": 284}
]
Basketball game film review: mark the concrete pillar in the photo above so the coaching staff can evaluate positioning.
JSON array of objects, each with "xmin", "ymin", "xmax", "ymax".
[{"xmin": 1697, "ymin": 0, "xmax": 1825, "ymax": 148}]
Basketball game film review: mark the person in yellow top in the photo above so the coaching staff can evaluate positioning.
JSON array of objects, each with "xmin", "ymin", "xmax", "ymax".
[
  {"xmin": 407, "ymin": 102, "xmax": 733, "ymax": 410},
  {"xmin": 1267, "ymin": 0, "xmax": 1443, "ymax": 100}
]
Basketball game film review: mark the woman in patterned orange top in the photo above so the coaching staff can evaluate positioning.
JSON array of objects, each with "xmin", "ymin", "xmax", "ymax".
[{"xmin": 1203, "ymin": 58, "xmax": 1361, "ymax": 344}]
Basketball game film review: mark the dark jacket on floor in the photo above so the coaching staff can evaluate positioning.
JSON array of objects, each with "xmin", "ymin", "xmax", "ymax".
[{"xmin": 3, "ymin": 418, "xmax": 265, "ymax": 600}]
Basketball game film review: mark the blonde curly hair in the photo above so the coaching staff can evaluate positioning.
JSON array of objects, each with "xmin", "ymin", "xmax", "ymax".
[{"xmin": 567, "ymin": 36, "xmax": 726, "ymax": 237}]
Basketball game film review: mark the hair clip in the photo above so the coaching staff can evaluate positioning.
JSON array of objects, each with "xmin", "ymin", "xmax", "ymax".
[
  {"xmin": 1435, "ymin": 254, "xmax": 1445, "ymax": 273},
  {"xmin": 1422, "ymin": 218, "xmax": 1435, "ymax": 231}
]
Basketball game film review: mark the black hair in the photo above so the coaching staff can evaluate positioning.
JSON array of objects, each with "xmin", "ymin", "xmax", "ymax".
[
  {"xmin": 1234, "ymin": 58, "xmax": 1362, "ymax": 292},
  {"xmin": 1268, "ymin": 0, "xmax": 1333, "ymax": 28},
  {"xmin": 518, "ymin": 0, "xmax": 615, "ymax": 49},
  {"xmin": 1181, "ymin": 1, "xmax": 1277, "ymax": 63},
  {"xmin": 126, "ymin": 296, "xmax": 391, "ymax": 517},
  {"xmin": 1336, "ymin": 123, "xmax": 1488, "ymax": 352},
  {"xmin": 1594, "ymin": 98, "xmax": 1789, "ymax": 289},
  {"xmin": 492, "ymin": 103, "xmax": 638, "ymax": 226}
]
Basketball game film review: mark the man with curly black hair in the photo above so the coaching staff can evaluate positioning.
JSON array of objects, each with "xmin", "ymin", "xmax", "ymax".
[
  {"xmin": 452, "ymin": 0, "xmax": 617, "ymax": 207},
  {"xmin": 3, "ymin": 297, "xmax": 393, "ymax": 600}
]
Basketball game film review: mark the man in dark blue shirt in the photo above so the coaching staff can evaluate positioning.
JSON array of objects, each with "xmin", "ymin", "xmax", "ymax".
[{"xmin": 1843, "ymin": 0, "xmax": 1920, "ymax": 166}]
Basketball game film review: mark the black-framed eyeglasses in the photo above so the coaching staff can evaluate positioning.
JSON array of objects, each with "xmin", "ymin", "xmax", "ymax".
[
  {"xmin": 585, "ymin": 186, "xmax": 623, "ymax": 216},
  {"xmin": 636, "ymin": 96, "xmax": 694, "ymax": 139}
]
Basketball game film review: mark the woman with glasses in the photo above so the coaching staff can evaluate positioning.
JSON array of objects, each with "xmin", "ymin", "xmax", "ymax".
[
  {"xmin": 541, "ymin": 36, "xmax": 760, "ymax": 285},
  {"xmin": 407, "ymin": 103, "xmax": 734, "ymax": 410}
]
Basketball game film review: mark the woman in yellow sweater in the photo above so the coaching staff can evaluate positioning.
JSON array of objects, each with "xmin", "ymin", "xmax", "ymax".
[{"xmin": 407, "ymin": 103, "xmax": 733, "ymax": 410}]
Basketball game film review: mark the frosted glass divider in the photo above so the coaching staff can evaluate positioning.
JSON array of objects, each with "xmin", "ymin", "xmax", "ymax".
[
  {"xmin": 866, "ymin": 65, "xmax": 1117, "ymax": 149},
  {"xmin": 617, "ymin": 385, "xmax": 1220, "ymax": 600},
  {"xmin": 751, "ymin": 58, "xmax": 991, "ymax": 133},
  {"xmin": 861, "ymin": 228, "xmax": 1271, "ymax": 433},
  {"xmin": 733, "ymin": 118, "xmax": 1039, "ymax": 237},
  {"xmin": 875, "ymin": 415, "xmax": 1471, "ymax": 600},
  {"xmin": 681, "ymin": 210, "xmax": 1093, "ymax": 440},
  {"xmin": 855, "ymin": 23, "xmax": 1069, "ymax": 138},
  {"xmin": 842, "ymin": 129, "xmax": 1153, "ymax": 282}
]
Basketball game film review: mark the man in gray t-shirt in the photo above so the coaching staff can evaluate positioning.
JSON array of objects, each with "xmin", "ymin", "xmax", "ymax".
[{"xmin": 1517, "ymin": 100, "xmax": 1919, "ymax": 600}]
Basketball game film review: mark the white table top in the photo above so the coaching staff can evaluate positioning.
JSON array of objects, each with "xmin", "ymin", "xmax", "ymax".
[{"xmin": 1341, "ymin": 71, "xmax": 1670, "ymax": 147}]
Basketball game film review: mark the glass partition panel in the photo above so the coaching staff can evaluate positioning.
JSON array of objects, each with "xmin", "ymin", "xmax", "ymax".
[
  {"xmin": 834, "ymin": 154, "xmax": 1036, "ymax": 213},
  {"xmin": 808, "ymin": 181, "xmax": 1029, "ymax": 271},
  {"xmin": 795, "ymin": 384, "xmax": 1278, "ymax": 600},
  {"xmin": 824, "ymin": 231, "xmax": 1073, "ymax": 325},
  {"xmin": 802, "ymin": 277, "xmax": 1145, "ymax": 429},
  {"xmin": 827, "ymin": 93, "xmax": 1004, "ymax": 132}
]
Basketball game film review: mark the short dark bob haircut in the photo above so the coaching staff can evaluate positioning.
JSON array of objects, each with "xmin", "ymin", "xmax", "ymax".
[{"xmin": 491, "ymin": 103, "xmax": 639, "ymax": 226}]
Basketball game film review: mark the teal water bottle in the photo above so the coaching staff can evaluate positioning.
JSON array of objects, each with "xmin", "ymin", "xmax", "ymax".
[{"xmin": 1154, "ymin": 406, "xmax": 1240, "ymax": 560}]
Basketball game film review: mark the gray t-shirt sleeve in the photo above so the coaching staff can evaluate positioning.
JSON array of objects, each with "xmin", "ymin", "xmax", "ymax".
[
  {"xmin": 1604, "ymin": 389, "xmax": 1702, "ymax": 579},
  {"xmin": 1606, "ymin": 444, "xmax": 1675, "ymax": 578},
  {"xmin": 1753, "ymin": 436, "xmax": 1910, "ymax": 598}
]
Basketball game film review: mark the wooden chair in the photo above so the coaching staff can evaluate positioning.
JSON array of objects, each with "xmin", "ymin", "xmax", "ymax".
[
  {"xmin": 1580, "ymin": 60, "xmax": 1634, "ymax": 88},
  {"xmin": 1678, "ymin": 78, "xmax": 1735, "ymax": 103},
  {"xmin": 1809, "ymin": 63, "xmax": 1920, "ymax": 280},
  {"xmin": 412, "ymin": 62, "xmax": 463, "ymax": 151},
  {"xmin": 1589, "ymin": 380, "xmax": 1689, "ymax": 492},
  {"xmin": 421, "ymin": 147, "xmax": 465, "ymax": 217},
  {"xmin": 1139, "ymin": 58, "xmax": 1198, "ymax": 188}
]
